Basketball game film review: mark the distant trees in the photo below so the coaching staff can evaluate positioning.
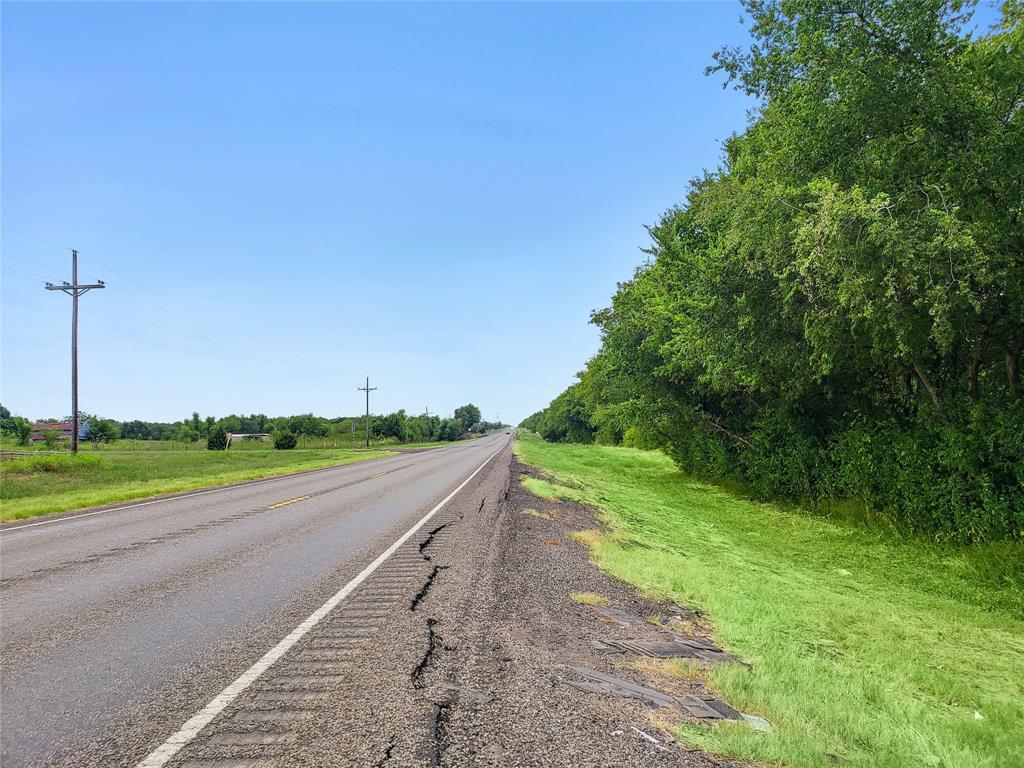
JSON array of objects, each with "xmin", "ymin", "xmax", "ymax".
[
  {"xmin": 373, "ymin": 410, "xmax": 408, "ymax": 441},
  {"xmin": 0, "ymin": 403, "xmax": 497, "ymax": 450},
  {"xmin": 434, "ymin": 418, "xmax": 464, "ymax": 442},
  {"xmin": 0, "ymin": 404, "xmax": 32, "ymax": 446},
  {"xmin": 88, "ymin": 419, "xmax": 120, "ymax": 444},
  {"xmin": 453, "ymin": 404, "xmax": 481, "ymax": 432},
  {"xmin": 523, "ymin": 386, "xmax": 595, "ymax": 444}
]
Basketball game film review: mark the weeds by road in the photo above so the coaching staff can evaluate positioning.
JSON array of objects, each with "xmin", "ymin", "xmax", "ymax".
[
  {"xmin": 0, "ymin": 448, "xmax": 392, "ymax": 521},
  {"xmin": 515, "ymin": 434, "xmax": 1024, "ymax": 768}
]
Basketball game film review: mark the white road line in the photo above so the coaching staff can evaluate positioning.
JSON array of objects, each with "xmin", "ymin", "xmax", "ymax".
[{"xmin": 134, "ymin": 439, "xmax": 507, "ymax": 768}]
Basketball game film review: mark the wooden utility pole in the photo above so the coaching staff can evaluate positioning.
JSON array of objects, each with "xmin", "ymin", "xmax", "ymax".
[
  {"xmin": 357, "ymin": 377, "xmax": 377, "ymax": 448},
  {"xmin": 45, "ymin": 250, "xmax": 105, "ymax": 455},
  {"xmin": 423, "ymin": 407, "xmax": 431, "ymax": 440}
]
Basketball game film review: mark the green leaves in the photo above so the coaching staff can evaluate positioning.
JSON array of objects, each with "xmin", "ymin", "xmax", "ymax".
[{"xmin": 532, "ymin": 0, "xmax": 1023, "ymax": 541}]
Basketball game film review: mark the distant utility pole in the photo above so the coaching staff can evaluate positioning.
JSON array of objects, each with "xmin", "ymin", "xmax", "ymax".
[
  {"xmin": 357, "ymin": 377, "xmax": 377, "ymax": 448},
  {"xmin": 45, "ymin": 249, "xmax": 105, "ymax": 455}
]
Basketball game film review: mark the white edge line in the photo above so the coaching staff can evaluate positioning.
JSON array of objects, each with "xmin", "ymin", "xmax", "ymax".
[
  {"xmin": 134, "ymin": 439, "xmax": 507, "ymax": 768},
  {"xmin": 0, "ymin": 441, "xmax": 475, "ymax": 533}
]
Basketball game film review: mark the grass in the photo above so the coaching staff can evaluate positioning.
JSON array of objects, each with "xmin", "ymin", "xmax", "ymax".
[
  {"xmin": 0, "ymin": 448, "xmax": 393, "ymax": 521},
  {"xmin": 570, "ymin": 591, "xmax": 610, "ymax": 606},
  {"xmin": 515, "ymin": 434, "xmax": 1024, "ymax": 768}
]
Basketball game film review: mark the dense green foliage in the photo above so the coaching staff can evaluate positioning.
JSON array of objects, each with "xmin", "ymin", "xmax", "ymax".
[
  {"xmin": 0, "ymin": 404, "xmax": 32, "ymax": 446},
  {"xmin": 528, "ymin": 1, "xmax": 1023, "ymax": 542},
  {"xmin": 454, "ymin": 403, "xmax": 482, "ymax": 432},
  {"xmin": 272, "ymin": 430, "xmax": 297, "ymax": 450},
  {"xmin": 206, "ymin": 425, "xmax": 228, "ymax": 451}
]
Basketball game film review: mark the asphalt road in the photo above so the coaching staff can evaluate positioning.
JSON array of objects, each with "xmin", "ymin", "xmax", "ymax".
[{"xmin": 0, "ymin": 432, "xmax": 510, "ymax": 768}]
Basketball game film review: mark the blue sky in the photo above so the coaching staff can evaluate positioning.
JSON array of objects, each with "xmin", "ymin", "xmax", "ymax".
[{"xmin": 2, "ymin": 1, "xmax": 759, "ymax": 425}]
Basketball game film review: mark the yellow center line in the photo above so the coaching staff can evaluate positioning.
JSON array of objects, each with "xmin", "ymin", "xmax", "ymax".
[
  {"xmin": 369, "ymin": 472, "xmax": 386, "ymax": 479},
  {"xmin": 267, "ymin": 495, "xmax": 311, "ymax": 510}
]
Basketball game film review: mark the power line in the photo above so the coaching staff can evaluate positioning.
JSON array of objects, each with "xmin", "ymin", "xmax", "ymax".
[
  {"xmin": 2, "ymin": 229, "xmax": 305, "ymax": 369},
  {"xmin": 1, "ymin": 227, "xmax": 74, "ymax": 252},
  {"xmin": 1, "ymin": 251, "xmax": 65, "ymax": 272}
]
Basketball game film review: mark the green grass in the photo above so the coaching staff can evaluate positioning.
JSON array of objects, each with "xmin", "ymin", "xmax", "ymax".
[
  {"xmin": 515, "ymin": 434, "xmax": 1024, "ymax": 768},
  {"xmin": 570, "ymin": 591, "xmax": 610, "ymax": 606},
  {"xmin": 0, "ymin": 448, "xmax": 393, "ymax": 521}
]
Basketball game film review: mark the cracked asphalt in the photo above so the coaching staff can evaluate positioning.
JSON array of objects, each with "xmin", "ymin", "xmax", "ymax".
[{"xmin": 1, "ymin": 435, "xmax": 749, "ymax": 767}]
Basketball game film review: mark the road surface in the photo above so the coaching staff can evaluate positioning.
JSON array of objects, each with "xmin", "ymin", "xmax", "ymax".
[{"xmin": 0, "ymin": 433, "xmax": 509, "ymax": 767}]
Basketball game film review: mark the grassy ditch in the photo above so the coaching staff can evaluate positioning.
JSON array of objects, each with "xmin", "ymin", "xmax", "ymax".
[
  {"xmin": 514, "ymin": 434, "xmax": 1024, "ymax": 768},
  {"xmin": 0, "ymin": 448, "xmax": 393, "ymax": 521}
]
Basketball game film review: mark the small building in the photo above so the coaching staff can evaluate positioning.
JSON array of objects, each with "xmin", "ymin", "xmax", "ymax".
[
  {"xmin": 30, "ymin": 421, "xmax": 90, "ymax": 443},
  {"xmin": 226, "ymin": 432, "xmax": 272, "ymax": 446}
]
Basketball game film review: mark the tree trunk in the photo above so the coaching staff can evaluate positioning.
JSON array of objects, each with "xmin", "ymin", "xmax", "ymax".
[
  {"xmin": 913, "ymin": 362, "xmax": 943, "ymax": 412},
  {"xmin": 968, "ymin": 357, "xmax": 980, "ymax": 404}
]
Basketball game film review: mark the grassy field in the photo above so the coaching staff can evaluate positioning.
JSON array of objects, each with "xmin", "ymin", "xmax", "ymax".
[
  {"xmin": 515, "ymin": 434, "xmax": 1024, "ymax": 768},
  {"xmin": 0, "ymin": 448, "xmax": 393, "ymax": 521}
]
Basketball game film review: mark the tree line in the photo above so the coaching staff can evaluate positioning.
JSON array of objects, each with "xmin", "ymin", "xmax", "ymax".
[
  {"xmin": 0, "ymin": 402, "xmax": 503, "ymax": 450},
  {"xmin": 523, "ymin": 0, "xmax": 1022, "ymax": 543}
]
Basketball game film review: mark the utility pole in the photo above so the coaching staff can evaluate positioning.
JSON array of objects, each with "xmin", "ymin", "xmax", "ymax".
[
  {"xmin": 423, "ymin": 407, "xmax": 431, "ymax": 440},
  {"xmin": 357, "ymin": 377, "xmax": 377, "ymax": 448},
  {"xmin": 45, "ymin": 250, "xmax": 105, "ymax": 455}
]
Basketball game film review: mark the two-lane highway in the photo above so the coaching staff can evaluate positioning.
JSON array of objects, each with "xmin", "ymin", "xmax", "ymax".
[{"xmin": 0, "ymin": 432, "xmax": 510, "ymax": 767}]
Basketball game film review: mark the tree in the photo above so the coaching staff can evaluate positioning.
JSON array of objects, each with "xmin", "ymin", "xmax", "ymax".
[
  {"xmin": 89, "ymin": 419, "xmax": 120, "ymax": 444},
  {"xmin": 10, "ymin": 418, "xmax": 31, "ymax": 446},
  {"xmin": 435, "ymin": 418, "xmax": 463, "ymax": 442},
  {"xmin": 42, "ymin": 429, "xmax": 62, "ymax": 450},
  {"xmin": 122, "ymin": 420, "xmax": 153, "ymax": 440},
  {"xmin": 273, "ymin": 430, "xmax": 297, "ymax": 450},
  {"xmin": 375, "ymin": 411, "xmax": 408, "ymax": 441},
  {"xmin": 207, "ymin": 425, "xmax": 228, "ymax": 451},
  {"xmin": 178, "ymin": 424, "xmax": 199, "ymax": 443},
  {"xmin": 453, "ymin": 404, "xmax": 481, "ymax": 432},
  {"xmin": 531, "ymin": 0, "xmax": 1023, "ymax": 542}
]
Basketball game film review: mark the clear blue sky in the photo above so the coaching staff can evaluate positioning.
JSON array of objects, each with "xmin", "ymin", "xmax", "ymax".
[{"xmin": 2, "ymin": 1, "xmax": 757, "ymax": 425}]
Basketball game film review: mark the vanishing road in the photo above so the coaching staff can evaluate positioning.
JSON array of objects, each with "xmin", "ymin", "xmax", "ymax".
[{"xmin": 0, "ymin": 433, "xmax": 509, "ymax": 767}]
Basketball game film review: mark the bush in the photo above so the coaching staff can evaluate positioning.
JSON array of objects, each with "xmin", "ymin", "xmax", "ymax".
[
  {"xmin": 206, "ymin": 425, "xmax": 228, "ymax": 451},
  {"xmin": 273, "ymin": 430, "xmax": 297, "ymax": 450},
  {"xmin": 42, "ymin": 429, "xmax": 63, "ymax": 450}
]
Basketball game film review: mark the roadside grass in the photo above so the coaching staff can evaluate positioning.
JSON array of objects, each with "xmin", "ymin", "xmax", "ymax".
[
  {"xmin": 521, "ymin": 476, "xmax": 585, "ymax": 503},
  {"xmin": 570, "ymin": 591, "xmax": 610, "ymax": 606},
  {"xmin": 514, "ymin": 434, "xmax": 1024, "ymax": 768},
  {"xmin": 0, "ymin": 448, "xmax": 393, "ymax": 521}
]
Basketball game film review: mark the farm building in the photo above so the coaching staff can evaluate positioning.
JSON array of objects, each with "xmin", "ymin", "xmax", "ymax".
[{"xmin": 30, "ymin": 421, "xmax": 90, "ymax": 443}]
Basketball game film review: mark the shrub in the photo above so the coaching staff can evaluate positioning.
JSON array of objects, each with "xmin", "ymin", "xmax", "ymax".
[
  {"xmin": 42, "ymin": 429, "xmax": 63, "ymax": 450},
  {"xmin": 273, "ymin": 430, "xmax": 297, "ymax": 450},
  {"xmin": 206, "ymin": 425, "xmax": 228, "ymax": 451}
]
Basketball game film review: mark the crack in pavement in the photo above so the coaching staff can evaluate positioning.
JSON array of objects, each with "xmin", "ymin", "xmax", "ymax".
[
  {"xmin": 410, "ymin": 565, "xmax": 448, "ymax": 612},
  {"xmin": 411, "ymin": 618, "xmax": 442, "ymax": 689},
  {"xmin": 371, "ymin": 739, "xmax": 396, "ymax": 768}
]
